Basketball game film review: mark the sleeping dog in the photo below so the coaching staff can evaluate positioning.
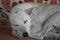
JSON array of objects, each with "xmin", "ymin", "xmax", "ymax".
[{"xmin": 1, "ymin": 3, "xmax": 60, "ymax": 40}]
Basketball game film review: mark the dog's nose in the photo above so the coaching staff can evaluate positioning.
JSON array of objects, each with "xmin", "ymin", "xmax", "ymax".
[{"xmin": 23, "ymin": 32, "xmax": 28, "ymax": 37}]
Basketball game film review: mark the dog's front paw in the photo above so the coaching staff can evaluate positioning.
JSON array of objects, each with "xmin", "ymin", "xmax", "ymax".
[{"xmin": 12, "ymin": 31, "xmax": 19, "ymax": 37}]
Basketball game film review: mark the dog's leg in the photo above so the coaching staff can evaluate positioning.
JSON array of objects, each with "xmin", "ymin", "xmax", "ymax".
[
  {"xmin": 11, "ymin": 25, "xmax": 19, "ymax": 37},
  {"xmin": 37, "ymin": 24, "xmax": 54, "ymax": 40},
  {"xmin": 12, "ymin": 30, "xmax": 18, "ymax": 37}
]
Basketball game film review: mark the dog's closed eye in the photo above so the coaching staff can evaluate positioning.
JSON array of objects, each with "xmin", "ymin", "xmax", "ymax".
[
  {"xmin": 15, "ymin": 11, "xmax": 17, "ymax": 13},
  {"xmin": 24, "ymin": 20, "xmax": 27, "ymax": 24}
]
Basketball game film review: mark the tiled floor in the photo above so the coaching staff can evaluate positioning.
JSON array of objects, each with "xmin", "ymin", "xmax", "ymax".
[{"xmin": 0, "ymin": 28, "xmax": 60, "ymax": 40}]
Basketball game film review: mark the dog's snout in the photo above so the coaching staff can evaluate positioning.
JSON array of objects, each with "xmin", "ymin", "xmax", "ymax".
[{"xmin": 23, "ymin": 32, "xmax": 28, "ymax": 37}]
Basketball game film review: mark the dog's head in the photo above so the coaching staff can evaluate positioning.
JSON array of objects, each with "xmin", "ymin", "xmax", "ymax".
[
  {"xmin": 10, "ymin": 7, "xmax": 32, "ymax": 37},
  {"xmin": 10, "ymin": 3, "xmax": 36, "ymax": 38},
  {"xmin": 7, "ymin": 3, "xmax": 40, "ymax": 38}
]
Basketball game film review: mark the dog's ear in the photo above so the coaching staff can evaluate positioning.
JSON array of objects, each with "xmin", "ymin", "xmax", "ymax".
[
  {"xmin": 25, "ymin": 8, "xmax": 33, "ymax": 15},
  {"xmin": 24, "ymin": 20, "xmax": 27, "ymax": 24},
  {"xmin": 28, "ymin": 8, "xmax": 33, "ymax": 15}
]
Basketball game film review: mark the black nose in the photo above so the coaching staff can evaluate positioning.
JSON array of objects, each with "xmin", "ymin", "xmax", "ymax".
[{"xmin": 23, "ymin": 32, "xmax": 28, "ymax": 37}]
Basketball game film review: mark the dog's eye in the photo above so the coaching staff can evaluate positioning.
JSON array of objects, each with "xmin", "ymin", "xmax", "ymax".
[
  {"xmin": 24, "ymin": 20, "xmax": 27, "ymax": 24},
  {"xmin": 14, "ymin": 25, "xmax": 19, "ymax": 26},
  {"xmin": 15, "ymin": 11, "xmax": 17, "ymax": 13},
  {"xmin": 56, "ymin": 31, "xmax": 59, "ymax": 34}
]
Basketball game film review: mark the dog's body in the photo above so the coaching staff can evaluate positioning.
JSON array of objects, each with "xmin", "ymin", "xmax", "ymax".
[
  {"xmin": 8, "ymin": 3, "xmax": 60, "ymax": 40},
  {"xmin": 30, "ymin": 4, "xmax": 60, "ymax": 39}
]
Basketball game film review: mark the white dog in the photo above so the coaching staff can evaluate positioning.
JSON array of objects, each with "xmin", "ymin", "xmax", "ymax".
[{"xmin": 1, "ymin": 3, "xmax": 60, "ymax": 40}]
